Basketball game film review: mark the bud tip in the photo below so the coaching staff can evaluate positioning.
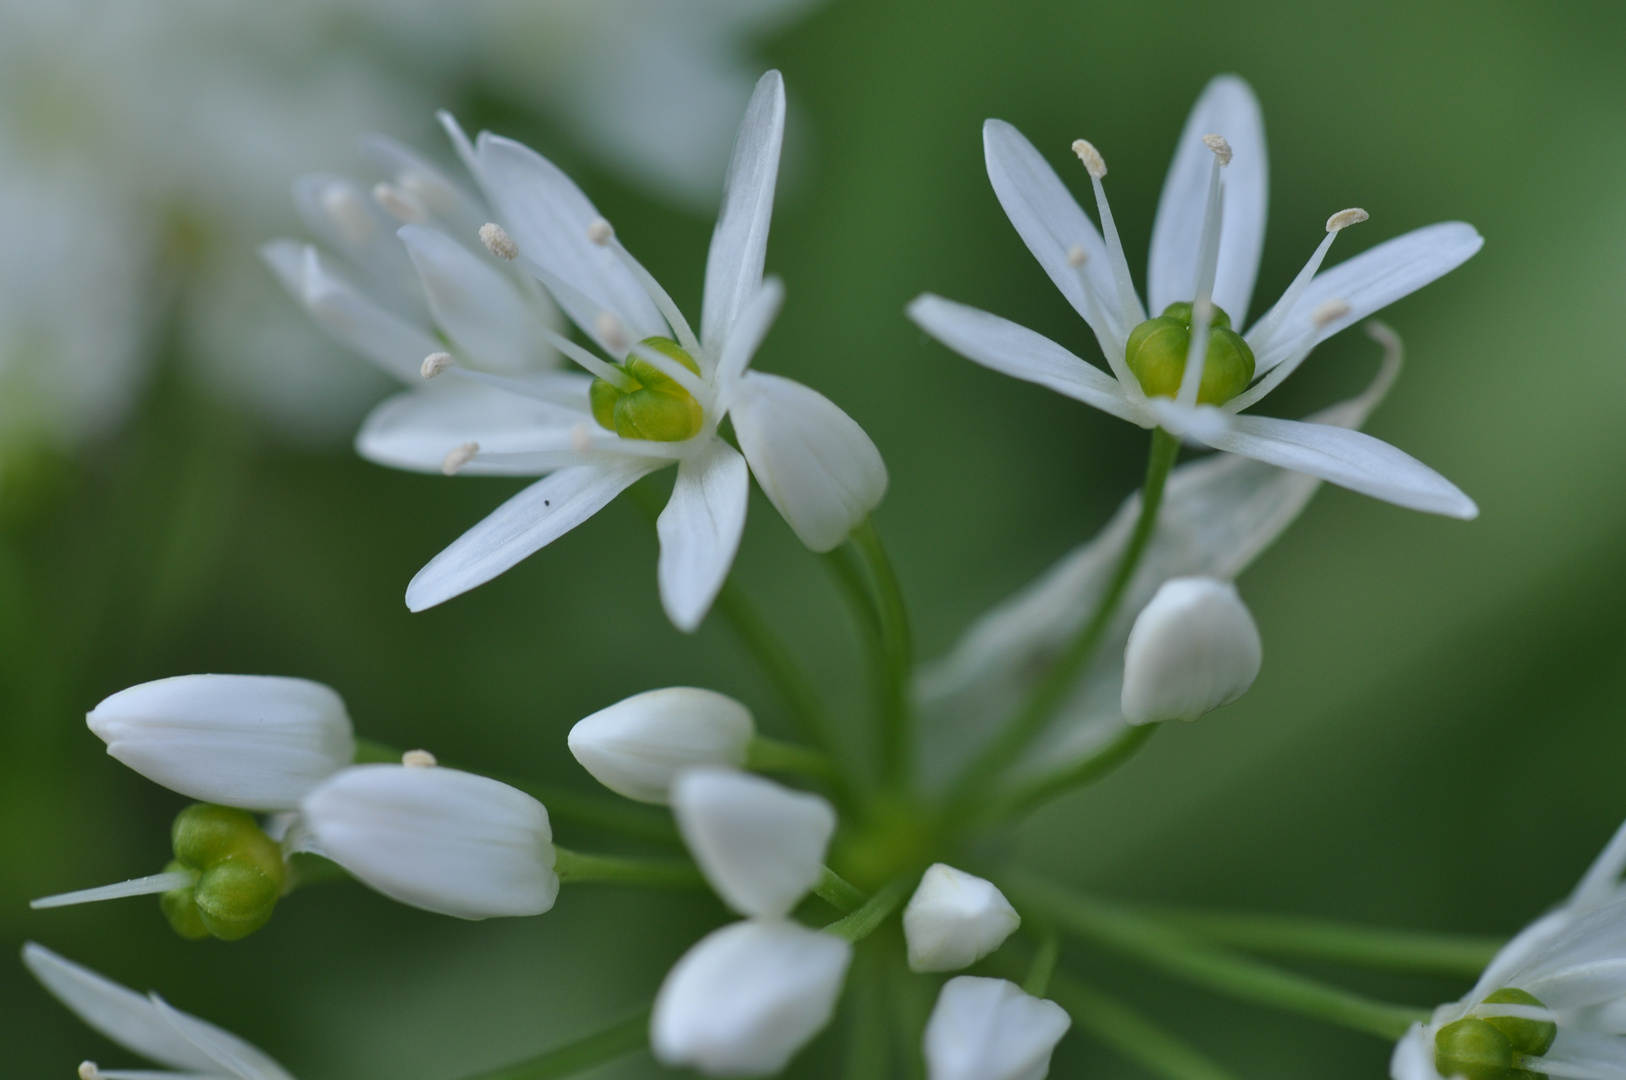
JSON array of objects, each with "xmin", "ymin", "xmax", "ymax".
[
  {"xmin": 1071, "ymin": 139, "xmax": 1107, "ymax": 179},
  {"xmin": 1326, "ymin": 208, "xmax": 1369, "ymax": 232},
  {"xmin": 421, "ymin": 351, "xmax": 455, "ymax": 379},
  {"xmin": 1202, "ymin": 134, "xmax": 1233, "ymax": 166},
  {"xmin": 479, "ymin": 223, "xmax": 519, "ymax": 260},
  {"xmin": 441, "ymin": 442, "xmax": 479, "ymax": 476}
]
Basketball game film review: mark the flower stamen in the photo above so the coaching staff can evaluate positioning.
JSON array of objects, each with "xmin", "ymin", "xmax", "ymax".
[
  {"xmin": 1243, "ymin": 208, "xmax": 1368, "ymax": 361},
  {"xmin": 479, "ymin": 223, "xmax": 519, "ymax": 261},
  {"xmin": 402, "ymin": 749, "xmax": 438, "ymax": 768},
  {"xmin": 372, "ymin": 182, "xmax": 429, "ymax": 224},
  {"xmin": 587, "ymin": 218, "xmax": 705, "ymax": 361},
  {"xmin": 442, "ymin": 442, "xmax": 480, "ymax": 475},
  {"xmin": 421, "ymin": 352, "xmax": 455, "ymax": 379},
  {"xmin": 319, "ymin": 182, "xmax": 375, "ymax": 247},
  {"xmin": 1175, "ymin": 139, "xmax": 1230, "ymax": 407},
  {"xmin": 1071, "ymin": 139, "xmax": 1145, "ymax": 335}
]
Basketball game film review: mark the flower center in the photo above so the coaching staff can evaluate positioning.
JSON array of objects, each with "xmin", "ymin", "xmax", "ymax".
[
  {"xmin": 589, "ymin": 337, "xmax": 705, "ymax": 442},
  {"xmin": 1125, "ymin": 302, "xmax": 1255, "ymax": 406},
  {"xmin": 1435, "ymin": 988, "xmax": 1556, "ymax": 1080},
  {"xmin": 162, "ymin": 803, "xmax": 286, "ymax": 942}
]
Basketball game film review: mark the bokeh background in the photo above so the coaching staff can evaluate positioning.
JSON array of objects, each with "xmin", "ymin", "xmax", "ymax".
[{"xmin": 4, "ymin": 0, "xmax": 1625, "ymax": 1076}]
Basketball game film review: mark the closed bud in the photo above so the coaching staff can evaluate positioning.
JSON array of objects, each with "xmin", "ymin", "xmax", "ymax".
[
  {"xmin": 904, "ymin": 864, "xmax": 1022, "ymax": 972},
  {"xmin": 1125, "ymin": 301, "xmax": 1255, "ymax": 405},
  {"xmin": 670, "ymin": 768, "xmax": 835, "ymax": 918},
  {"xmin": 652, "ymin": 920, "xmax": 852, "ymax": 1076},
  {"xmin": 1121, "ymin": 577, "xmax": 1262, "ymax": 724},
  {"xmin": 569, "ymin": 688, "xmax": 754, "ymax": 804},
  {"xmin": 299, "ymin": 765, "xmax": 558, "ymax": 920},
  {"xmin": 87, "ymin": 675, "xmax": 355, "ymax": 811},
  {"xmin": 588, "ymin": 337, "xmax": 704, "ymax": 442},
  {"xmin": 924, "ymin": 976, "xmax": 1072, "ymax": 1080},
  {"xmin": 164, "ymin": 804, "xmax": 286, "ymax": 941}
]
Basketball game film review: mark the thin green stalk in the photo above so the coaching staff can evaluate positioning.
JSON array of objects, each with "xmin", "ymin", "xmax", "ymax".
[
  {"xmin": 1023, "ymin": 934, "xmax": 1061, "ymax": 997},
  {"xmin": 851, "ymin": 518, "xmax": 914, "ymax": 786},
  {"xmin": 815, "ymin": 866, "xmax": 868, "ymax": 913},
  {"xmin": 824, "ymin": 542, "xmax": 883, "ymax": 640},
  {"xmin": 746, "ymin": 735, "xmax": 839, "ymax": 782},
  {"xmin": 1048, "ymin": 972, "xmax": 1243, "ymax": 1080},
  {"xmin": 553, "ymin": 847, "xmax": 703, "ymax": 889},
  {"xmin": 985, "ymin": 723, "xmax": 1159, "ymax": 826},
  {"xmin": 826, "ymin": 876, "xmax": 911, "ymax": 942},
  {"xmin": 945, "ymin": 428, "xmax": 1180, "ymax": 805},
  {"xmin": 845, "ymin": 948, "xmax": 892, "ymax": 1080},
  {"xmin": 1146, "ymin": 906, "xmax": 1505, "ymax": 978},
  {"xmin": 458, "ymin": 1009, "xmax": 648, "ymax": 1080},
  {"xmin": 1007, "ymin": 874, "xmax": 1429, "ymax": 1040}
]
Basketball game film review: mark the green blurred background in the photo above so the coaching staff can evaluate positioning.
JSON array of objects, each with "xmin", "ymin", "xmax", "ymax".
[{"xmin": 5, "ymin": 0, "xmax": 1626, "ymax": 1076}]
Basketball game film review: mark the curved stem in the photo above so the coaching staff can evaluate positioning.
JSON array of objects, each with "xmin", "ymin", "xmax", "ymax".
[
  {"xmin": 815, "ymin": 866, "xmax": 868, "ymax": 914},
  {"xmin": 553, "ymin": 847, "xmax": 703, "ymax": 889},
  {"xmin": 746, "ymin": 735, "xmax": 839, "ymax": 782},
  {"xmin": 1048, "ymin": 972, "xmax": 1243, "ymax": 1080},
  {"xmin": 1022, "ymin": 933, "xmax": 1061, "ymax": 997},
  {"xmin": 851, "ymin": 518, "xmax": 914, "ymax": 788},
  {"xmin": 826, "ymin": 876, "xmax": 911, "ymax": 943},
  {"xmin": 457, "ymin": 1009, "xmax": 648, "ymax": 1080},
  {"xmin": 984, "ymin": 723, "xmax": 1159, "ymax": 827}
]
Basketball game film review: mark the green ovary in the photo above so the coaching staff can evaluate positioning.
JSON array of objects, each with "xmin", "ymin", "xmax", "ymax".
[
  {"xmin": 162, "ymin": 803, "xmax": 287, "ymax": 942},
  {"xmin": 1125, "ymin": 301, "xmax": 1255, "ymax": 406},
  {"xmin": 1435, "ymin": 989, "xmax": 1555, "ymax": 1080},
  {"xmin": 589, "ymin": 336, "xmax": 704, "ymax": 442}
]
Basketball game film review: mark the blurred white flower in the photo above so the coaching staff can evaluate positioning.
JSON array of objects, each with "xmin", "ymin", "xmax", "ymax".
[
  {"xmin": 908, "ymin": 74, "xmax": 1479, "ymax": 519},
  {"xmin": 569, "ymin": 687, "xmax": 755, "ymax": 804},
  {"xmin": 22, "ymin": 942, "xmax": 296, "ymax": 1080},
  {"xmin": 924, "ymin": 976, "xmax": 1071, "ymax": 1080},
  {"xmin": 1120, "ymin": 577, "xmax": 1262, "ymax": 724},
  {"xmin": 651, "ymin": 918, "xmax": 852, "ymax": 1076},
  {"xmin": 904, "ymin": 863, "xmax": 1022, "ymax": 973}
]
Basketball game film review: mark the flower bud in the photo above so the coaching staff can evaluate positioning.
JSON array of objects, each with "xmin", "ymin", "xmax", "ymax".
[
  {"xmin": 652, "ymin": 920, "xmax": 852, "ymax": 1076},
  {"xmin": 568, "ymin": 687, "xmax": 754, "ymax": 804},
  {"xmin": 1124, "ymin": 301, "xmax": 1254, "ymax": 405},
  {"xmin": 1121, "ymin": 577, "xmax": 1262, "ymax": 724},
  {"xmin": 923, "ymin": 976, "xmax": 1072, "ymax": 1080},
  {"xmin": 299, "ymin": 764, "xmax": 558, "ymax": 920},
  {"xmin": 589, "ymin": 337, "xmax": 704, "ymax": 442},
  {"xmin": 162, "ymin": 804, "xmax": 286, "ymax": 941},
  {"xmin": 87, "ymin": 674, "xmax": 356, "ymax": 811},
  {"xmin": 670, "ymin": 768, "xmax": 835, "ymax": 918},
  {"xmin": 903, "ymin": 864, "xmax": 1022, "ymax": 973}
]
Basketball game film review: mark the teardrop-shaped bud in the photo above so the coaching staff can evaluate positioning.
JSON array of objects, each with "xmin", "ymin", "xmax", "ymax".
[
  {"xmin": 903, "ymin": 864, "xmax": 1022, "ymax": 973},
  {"xmin": 569, "ymin": 688, "xmax": 754, "ymax": 804},
  {"xmin": 1124, "ymin": 301, "xmax": 1254, "ymax": 405},
  {"xmin": 165, "ymin": 804, "xmax": 286, "ymax": 941},
  {"xmin": 1121, "ymin": 577, "xmax": 1262, "ymax": 724},
  {"xmin": 923, "ymin": 976, "xmax": 1071, "ymax": 1080}
]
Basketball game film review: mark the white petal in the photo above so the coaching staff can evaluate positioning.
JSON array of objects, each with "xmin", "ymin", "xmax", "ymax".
[
  {"xmin": 86, "ymin": 674, "xmax": 354, "ymax": 811},
  {"xmin": 356, "ymin": 381, "xmax": 589, "ymax": 476},
  {"xmin": 290, "ymin": 174, "xmax": 413, "ymax": 289},
  {"xmin": 904, "ymin": 865, "xmax": 1022, "ymax": 973},
  {"xmin": 397, "ymin": 224, "xmax": 544, "ymax": 374},
  {"xmin": 1120, "ymin": 577, "xmax": 1262, "ymax": 724},
  {"xmin": 405, "ymin": 461, "xmax": 660, "ymax": 612},
  {"xmin": 474, "ymin": 133, "xmax": 667, "ymax": 350},
  {"xmin": 981, "ymin": 120, "xmax": 1121, "ymax": 340},
  {"xmin": 716, "ymin": 276, "xmax": 785, "ymax": 391},
  {"xmin": 1390, "ymin": 1024, "xmax": 1445, "ymax": 1080},
  {"xmin": 906, "ymin": 295, "xmax": 1143, "ymax": 425},
  {"xmin": 670, "ymin": 767, "xmax": 835, "ymax": 918},
  {"xmin": 731, "ymin": 372, "xmax": 888, "ymax": 552},
  {"xmin": 147, "ymin": 994, "xmax": 295, "ymax": 1080},
  {"xmin": 924, "ymin": 976, "xmax": 1072, "ymax": 1080},
  {"xmin": 658, "ymin": 439, "xmax": 750, "ymax": 632},
  {"xmin": 701, "ymin": 71, "xmax": 785, "ymax": 356},
  {"xmin": 300, "ymin": 764, "xmax": 557, "ymax": 920},
  {"xmin": 652, "ymin": 920, "xmax": 851, "ymax": 1076},
  {"xmin": 361, "ymin": 133, "xmax": 485, "ymax": 234},
  {"xmin": 569, "ymin": 687, "xmax": 755, "ymax": 804},
  {"xmin": 1148, "ymin": 75, "xmax": 1268, "ymax": 325},
  {"xmin": 1202, "ymin": 413, "xmax": 1478, "ymax": 519}
]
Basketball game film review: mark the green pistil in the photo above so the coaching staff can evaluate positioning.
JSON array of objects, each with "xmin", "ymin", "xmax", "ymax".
[
  {"xmin": 1125, "ymin": 301, "xmax": 1255, "ymax": 405},
  {"xmin": 589, "ymin": 336, "xmax": 704, "ymax": 441}
]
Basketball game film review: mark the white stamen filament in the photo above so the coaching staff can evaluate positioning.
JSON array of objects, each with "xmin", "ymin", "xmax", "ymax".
[
  {"xmin": 31, "ymin": 870, "xmax": 197, "ymax": 910},
  {"xmin": 1072, "ymin": 140, "xmax": 1146, "ymax": 332},
  {"xmin": 605, "ymin": 237, "xmax": 705, "ymax": 360},
  {"xmin": 1067, "ymin": 255, "xmax": 1138, "ymax": 394},
  {"xmin": 1226, "ymin": 297, "xmax": 1353, "ymax": 414},
  {"xmin": 372, "ymin": 182, "xmax": 428, "ymax": 224},
  {"xmin": 531, "ymin": 321, "xmax": 634, "ymax": 390},
  {"xmin": 1243, "ymin": 210, "xmax": 1369, "ymax": 359},
  {"xmin": 1311, "ymin": 298, "xmax": 1352, "ymax": 327},
  {"xmin": 402, "ymin": 749, "xmax": 437, "ymax": 768},
  {"xmin": 480, "ymin": 223, "xmax": 519, "ymax": 261},
  {"xmin": 421, "ymin": 352, "xmax": 455, "ymax": 379},
  {"xmin": 1176, "ymin": 152, "xmax": 1227, "ymax": 408},
  {"xmin": 628, "ymin": 340, "xmax": 707, "ymax": 400},
  {"xmin": 442, "ymin": 442, "xmax": 480, "ymax": 475},
  {"xmin": 320, "ymin": 183, "xmax": 375, "ymax": 248}
]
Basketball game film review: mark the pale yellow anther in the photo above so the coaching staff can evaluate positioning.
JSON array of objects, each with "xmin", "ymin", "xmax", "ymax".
[
  {"xmin": 595, "ymin": 311, "xmax": 629, "ymax": 353},
  {"xmin": 1202, "ymin": 134, "xmax": 1233, "ymax": 166},
  {"xmin": 421, "ymin": 352, "xmax": 455, "ymax": 379},
  {"xmin": 1312, "ymin": 299, "xmax": 1352, "ymax": 328},
  {"xmin": 372, "ymin": 182, "xmax": 428, "ymax": 224},
  {"xmin": 1067, "ymin": 244, "xmax": 1089, "ymax": 268},
  {"xmin": 402, "ymin": 749, "xmax": 437, "ymax": 768},
  {"xmin": 586, "ymin": 218, "xmax": 614, "ymax": 245},
  {"xmin": 1326, "ymin": 208, "xmax": 1369, "ymax": 233},
  {"xmin": 442, "ymin": 442, "xmax": 479, "ymax": 475},
  {"xmin": 79, "ymin": 1062, "xmax": 102, "ymax": 1080},
  {"xmin": 1071, "ymin": 139, "xmax": 1108, "ymax": 179},
  {"xmin": 320, "ymin": 183, "xmax": 374, "ymax": 247},
  {"xmin": 399, "ymin": 170, "xmax": 457, "ymax": 215},
  {"xmin": 479, "ymin": 223, "xmax": 519, "ymax": 261},
  {"xmin": 570, "ymin": 422, "xmax": 594, "ymax": 452}
]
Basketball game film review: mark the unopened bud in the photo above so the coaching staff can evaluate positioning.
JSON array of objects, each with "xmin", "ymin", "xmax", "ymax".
[
  {"xmin": 1071, "ymin": 139, "xmax": 1107, "ymax": 179},
  {"xmin": 924, "ymin": 977, "xmax": 1072, "ymax": 1080},
  {"xmin": 903, "ymin": 864, "xmax": 1021, "ymax": 972},
  {"xmin": 479, "ymin": 222, "xmax": 518, "ymax": 260},
  {"xmin": 1122, "ymin": 577, "xmax": 1262, "ymax": 724},
  {"xmin": 569, "ymin": 688, "xmax": 754, "ymax": 804}
]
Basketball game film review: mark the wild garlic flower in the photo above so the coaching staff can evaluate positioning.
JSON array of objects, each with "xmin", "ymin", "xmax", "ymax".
[
  {"xmin": 1120, "ymin": 576, "xmax": 1262, "ymax": 724},
  {"xmin": 924, "ymin": 976, "xmax": 1072, "ymax": 1080},
  {"xmin": 569, "ymin": 687, "xmax": 756, "ymax": 804},
  {"xmin": 1393, "ymin": 816, "xmax": 1626, "ymax": 1080},
  {"xmin": 909, "ymin": 74, "xmax": 1480, "ymax": 519},
  {"xmin": 23, "ymin": 942, "xmax": 296, "ymax": 1080},
  {"xmin": 903, "ymin": 864, "xmax": 1022, "ymax": 973}
]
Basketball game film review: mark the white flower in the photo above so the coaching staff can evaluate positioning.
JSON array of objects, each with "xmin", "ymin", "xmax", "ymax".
[
  {"xmin": 1120, "ymin": 577, "xmax": 1262, "ymax": 724},
  {"xmin": 22, "ymin": 942, "xmax": 296, "ymax": 1080},
  {"xmin": 908, "ymin": 74, "xmax": 1479, "ymax": 519},
  {"xmin": 86, "ymin": 674, "xmax": 356, "ymax": 812},
  {"xmin": 904, "ymin": 864, "xmax": 1022, "ymax": 973},
  {"xmin": 670, "ymin": 766, "xmax": 835, "ymax": 918},
  {"xmin": 569, "ymin": 687, "xmax": 755, "ymax": 804},
  {"xmin": 651, "ymin": 919, "xmax": 852, "ymax": 1076},
  {"xmin": 1393, "ymin": 816, "xmax": 1626, "ymax": 1080},
  {"xmin": 335, "ymin": 70, "xmax": 884, "ymax": 630},
  {"xmin": 297, "ymin": 763, "xmax": 558, "ymax": 920},
  {"xmin": 924, "ymin": 976, "xmax": 1072, "ymax": 1080}
]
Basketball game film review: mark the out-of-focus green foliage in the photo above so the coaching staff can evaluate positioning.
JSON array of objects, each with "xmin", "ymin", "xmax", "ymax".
[{"xmin": 5, "ymin": 0, "xmax": 1626, "ymax": 1076}]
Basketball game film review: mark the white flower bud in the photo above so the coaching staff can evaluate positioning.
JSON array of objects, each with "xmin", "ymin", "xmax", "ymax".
[
  {"xmin": 299, "ymin": 764, "xmax": 558, "ymax": 920},
  {"xmin": 670, "ymin": 768, "xmax": 835, "ymax": 918},
  {"xmin": 924, "ymin": 976, "xmax": 1071, "ymax": 1080},
  {"xmin": 652, "ymin": 920, "xmax": 852, "ymax": 1076},
  {"xmin": 87, "ymin": 674, "xmax": 355, "ymax": 811},
  {"xmin": 568, "ymin": 688, "xmax": 754, "ymax": 804},
  {"xmin": 904, "ymin": 864, "xmax": 1021, "ymax": 972},
  {"xmin": 1121, "ymin": 577, "xmax": 1262, "ymax": 724}
]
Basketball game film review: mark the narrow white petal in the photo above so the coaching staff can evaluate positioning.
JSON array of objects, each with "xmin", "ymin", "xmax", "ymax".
[
  {"xmin": 290, "ymin": 173, "xmax": 413, "ymax": 287},
  {"xmin": 361, "ymin": 133, "xmax": 485, "ymax": 233},
  {"xmin": 906, "ymin": 295, "xmax": 1144, "ymax": 425},
  {"xmin": 715, "ymin": 276, "xmax": 784, "ymax": 392},
  {"xmin": 147, "ymin": 995, "xmax": 296, "ymax": 1080},
  {"xmin": 924, "ymin": 976, "xmax": 1072, "ymax": 1080},
  {"xmin": 32, "ymin": 872, "xmax": 196, "ymax": 910},
  {"xmin": 657, "ymin": 440, "xmax": 750, "ymax": 633},
  {"xmin": 356, "ymin": 382, "xmax": 590, "ymax": 476},
  {"xmin": 701, "ymin": 71, "xmax": 785, "ymax": 356},
  {"xmin": 1149, "ymin": 75, "xmax": 1269, "ymax": 325},
  {"xmin": 1390, "ymin": 1024, "xmax": 1444, "ymax": 1080},
  {"xmin": 731, "ymin": 372, "xmax": 889, "ymax": 552},
  {"xmin": 1572, "ymin": 817, "xmax": 1626, "ymax": 912},
  {"xmin": 405, "ymin": 461, "xmax": 660, "ymax": 611},
  {"xmin": 569, "ymin": 688, "xmax": 755, "ymax": 804},
  {"xmin": 397, "ymin": 225, "xmax": 544, "ymax": 374}
]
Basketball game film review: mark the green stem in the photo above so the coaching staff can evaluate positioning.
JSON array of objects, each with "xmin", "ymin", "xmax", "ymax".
[
  {"xmin": 945, "ymin": 428, "xmax": 1180, "ymax": 804},
  {"xmin": 823, "ymin": 542, "xmax": 883, "ymax": 640},
  {"xmin": 1022, "ymin": 934, "xmax": 1061, "ymax": 997},
  {"xmin": 826, "ymin": 876, "xmax": 911, "ymax": 942},
  {"xmin": 1048, "ymin": 972, "xmax": 1243, "ymax": 1080},
  {"xmin": 815, "ymin": 866, "xmax": 868, "ymax": 914},
  {"xmin": 553, "ymin": 847, "xmax": 703, "ymax": 889},
  {"xmin": 458, "ymin": 1009, "xmax": 648, "ymax": 1080},
  {"xmin": 845, "ymin": 948, "xmax": 893, "ymax": 1080},
  {"xmin": 746, "ymin": 735, "xmax": 839, "ymax": 782},
  {"xmin": 985, "ymin": 723, "xmax": 1159, "ymax": 826},
  {"xmin": 1006, "ymin": 874, "xmax": 1429, "ymax": 1040},
  {"xmin": 1146, "ymin": 906, "xmax": 1505, "ymax": 978},
  {"xmin": 850, "ymin": 518, "xmax": 914, "ymax": 787}
]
